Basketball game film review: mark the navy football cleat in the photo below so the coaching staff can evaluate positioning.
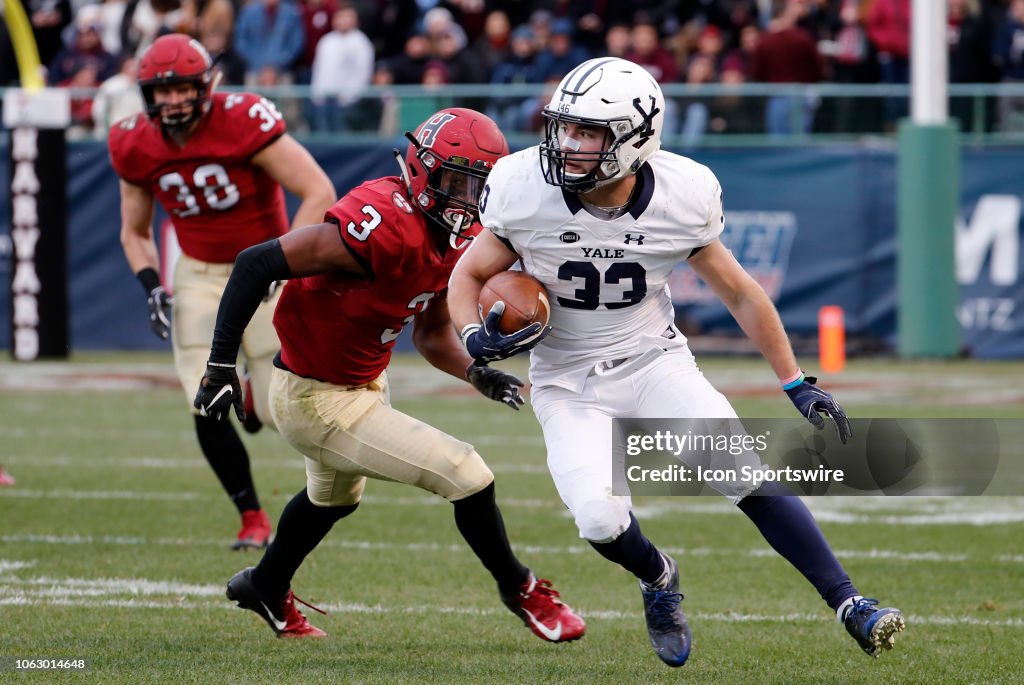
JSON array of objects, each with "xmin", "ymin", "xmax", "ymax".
[
  {"xmin": 640, "ymin": 555, "xmax": 692, "ymax": 667},
  {"xmin": 843, "ymin": 598, "xmax": 905, "ymax": 657}
]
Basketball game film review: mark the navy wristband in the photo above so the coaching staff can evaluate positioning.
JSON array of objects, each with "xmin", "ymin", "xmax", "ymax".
[{"xmin": 136, "ymin": 267, "xmax": 161, "ymax": 295}]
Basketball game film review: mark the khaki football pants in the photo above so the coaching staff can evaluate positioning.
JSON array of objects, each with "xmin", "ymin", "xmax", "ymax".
[
  {"xmin": 172, "ymin": 253, "xmax": 281, "ymax": 425},
  {"xmin": 269, "ymin": 367, "xmax": 494, "ymax": 506}
]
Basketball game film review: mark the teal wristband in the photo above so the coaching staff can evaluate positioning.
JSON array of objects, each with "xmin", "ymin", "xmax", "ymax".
[{"xmin": 782, "ymin": 373, "xmax": 806, "ymax": 391}]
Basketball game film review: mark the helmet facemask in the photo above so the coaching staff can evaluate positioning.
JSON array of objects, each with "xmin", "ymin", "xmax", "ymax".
[
  {"xmin": 141, "ymin": 77, "xmax": 211, "ymax": 133},
  {"xmin": 540, "ymin": 94, "xmax": 661, "ymax": 193},
  {"xmin": 402, "ymin": 131, "xmax": 494, "ymax": 249},
  {"xmin": 137, "ymin": 35, "xmax": 217, "ymax": 135}
]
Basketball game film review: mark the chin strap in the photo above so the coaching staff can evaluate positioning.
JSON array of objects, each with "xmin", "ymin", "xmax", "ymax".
[
  {"xmin": 396, "ymin": 130, "xmax": 425, "ymax": 193},
  {"xmin": 449, "ymin": 213, "xmax": 472, "ymax": 250},
  {"xmin": 210, "ymin": 68, "xmax": 223, "ymax": 93},
  {"xmin": 393, "ymin": 147, "xmax": 414, "ymax": 196}
]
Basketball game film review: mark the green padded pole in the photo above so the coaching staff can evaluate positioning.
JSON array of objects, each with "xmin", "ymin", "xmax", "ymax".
[{"xmin": 897, "ymin": 121, "xmax": 960, "ymax": 357}]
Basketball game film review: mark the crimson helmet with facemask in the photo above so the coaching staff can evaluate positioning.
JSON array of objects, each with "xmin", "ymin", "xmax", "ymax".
[
  {"xmin": 397, "ymin": 108, "xmax": 509, "ymax": 248},
  {"xmin": 137, "ymin": 34, "xmax": 215, "ymax": 133}
]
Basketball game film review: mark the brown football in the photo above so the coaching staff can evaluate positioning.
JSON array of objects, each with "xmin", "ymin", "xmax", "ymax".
[{"xmin": 479, "ymin": 271, "xmax": 551, "ymax": 334}]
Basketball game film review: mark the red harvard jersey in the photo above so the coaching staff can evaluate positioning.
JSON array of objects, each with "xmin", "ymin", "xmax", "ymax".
[
  {"xmin": 274, "ymin": 176, "xmax": 477, "ymax": 386},
  {"xmin": 108, "ymin": 92, "xmax": 289, "ymax": 264}
]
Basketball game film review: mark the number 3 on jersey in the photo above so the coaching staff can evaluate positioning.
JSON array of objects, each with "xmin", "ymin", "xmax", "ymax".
[
  {"xmin": 346, "ymin": 205, "xmax": 382, "ymax": 241},
  {"xmin": 381, "ymin": 292, "xmax": 435, "ymax": 344},
  {"xmin": 557, "ymin": 261, "xmax": 647, "ymax": 310}
]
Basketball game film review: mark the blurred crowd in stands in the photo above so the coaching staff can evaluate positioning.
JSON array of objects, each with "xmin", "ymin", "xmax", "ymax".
[{"xmin": 3, "ymin": 0, "xmax": 1024, "ymax": 138}]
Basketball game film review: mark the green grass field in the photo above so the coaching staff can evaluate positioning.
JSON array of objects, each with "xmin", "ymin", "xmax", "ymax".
[{"xmin": 1, "ymin": 353, "xmax": 1022, "ymax": 684}]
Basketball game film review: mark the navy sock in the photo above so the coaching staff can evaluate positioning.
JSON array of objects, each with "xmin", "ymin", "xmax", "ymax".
[
  {"xmin": 737, "ymin": 481, "xmax": 857, "ymax": 611},
  {"xmin": 588, "ymin": 513, "xmax": 666, "ymax": 586},
  {"xmin": 194, "ymin": 414, "xmax": 259, "ymax": 513},
  {"xmin": 253, "ymin": 488, "xmax": 357, "ymax": 598},
  {"xmin": 452, "ymin": 482, "xmax": 530, "ymax": 596}
]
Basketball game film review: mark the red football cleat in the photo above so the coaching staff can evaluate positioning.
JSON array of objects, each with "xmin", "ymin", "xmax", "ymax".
[
  {"xmin": 233, "ymin": 509, "xmax": 272, "ymax": 550},
  {"xmin": 0, "ymin": 467, "xmax": 14, "ymax": 487},
  {"xmin": 502, "ymin": 574, "xmax": 586, "ymax": 642},
  {"xmin": 226, "ymin": 567, "xmax": 327, "ymax": 638}
]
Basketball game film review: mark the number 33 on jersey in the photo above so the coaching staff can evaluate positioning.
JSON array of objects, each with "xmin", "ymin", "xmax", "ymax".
[
  {"xmin": 478, "ymin": 148, "xmax": 725, "ymax": 386},
  {"xmin": 108, "ymin": 92, "xmax": 290, "ymax": 264}
]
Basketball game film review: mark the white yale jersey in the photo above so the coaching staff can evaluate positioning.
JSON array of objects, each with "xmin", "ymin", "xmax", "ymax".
[{"xmin": 478, "ymin": 147, "xmax": 725, "ymax": 392}]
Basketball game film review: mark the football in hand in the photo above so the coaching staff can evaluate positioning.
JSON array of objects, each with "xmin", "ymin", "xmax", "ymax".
[{"xmin": 479, "ymin": 271, "xmax": 550, "ymax": 334}]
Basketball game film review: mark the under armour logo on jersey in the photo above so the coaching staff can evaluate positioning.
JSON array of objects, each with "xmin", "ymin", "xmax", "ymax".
[
  {"xmin": 624, "ymin": 234, "xmax": 646, "ymax": 245},
  {"xmin": 417, "ymin": 112, "xmax": 457, "ymax": 148}
]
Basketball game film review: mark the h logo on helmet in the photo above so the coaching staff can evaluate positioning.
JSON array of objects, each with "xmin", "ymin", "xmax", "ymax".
[{"xmin": 418, "ymin": 112, "xmax": 457, "ymax": 148}]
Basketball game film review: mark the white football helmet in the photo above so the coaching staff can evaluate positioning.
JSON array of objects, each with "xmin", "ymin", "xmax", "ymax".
[{"xmin": 539, "ymin": 57, "xmax": 665, "ymax": 192}]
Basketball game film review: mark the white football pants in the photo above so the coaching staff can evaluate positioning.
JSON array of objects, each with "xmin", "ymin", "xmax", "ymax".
[{"xmin": 530, "ymin": 346, "xmax": 761, "ymax": 543}]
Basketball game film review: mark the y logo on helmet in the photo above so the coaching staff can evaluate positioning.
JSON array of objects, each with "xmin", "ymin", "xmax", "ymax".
[
  {"xmin": 632, "ymin": 96, "xmax": 660, "ymax": 146},
  {"xmin": 417, "ymin": 112, "xmax": 457, "ymax": 148}
]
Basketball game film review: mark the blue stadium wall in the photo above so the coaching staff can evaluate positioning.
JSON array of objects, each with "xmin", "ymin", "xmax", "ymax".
[{"xmin": 1, "ymin": 141, "xmax": 1022, "ymax": 357}]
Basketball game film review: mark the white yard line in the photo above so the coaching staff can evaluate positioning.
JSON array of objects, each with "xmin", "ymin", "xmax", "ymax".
[
  {"xmin": 0, "ymin": 489, "xmax": 561, "ymax": 507},
  {"xmin": 5, "ymin": 487, "xmax": 1024, "ymax": 523},
  {"xmin": 0, "ymin": 587, "xmax": 1021, "ymax": 628},
  {"xmin": 0, "ymin": 576, "xmax": 223, "ymax": 596},
  {"xmin": 0, "ymin": 489, "xmax": 203, "ymax": 501},
  {"xmin": 0, "ymin": 560, "xmax": 36, "ymax": 573},
  {"xmin": 0, "ymin": 455, "xmax": 548, "ymax": 474},
  {"xmin": 1, "ymin": 535, "xmax": 1019, "ymax": 564}
]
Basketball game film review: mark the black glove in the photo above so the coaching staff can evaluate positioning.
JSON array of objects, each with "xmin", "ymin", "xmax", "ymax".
[
  {"xmin": 467, "ymin": 362, "xmax": 525, "ymax": 410},
  {"xmin": 136, "ymin": 268, "xmax": 173, "ymax": 340},
  {"xmin": 194, "ymin": 362, "xmax": 245, "ymax": 422},
  {"xmin": 785, "ymin": 375, "xmax": 852, "ymax": 444},
  {"xmin": 461, "ymin": 301, "xmax": 550, "ymax": 363},
  {"xmin": 146, "ymin": 286, "xmax": 173, "ymax": 340}
]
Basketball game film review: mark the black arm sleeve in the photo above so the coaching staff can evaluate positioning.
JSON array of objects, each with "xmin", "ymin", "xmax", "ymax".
[{"xmin": 208, "ymin": 239, "xmax": 293, "ymax": 365}]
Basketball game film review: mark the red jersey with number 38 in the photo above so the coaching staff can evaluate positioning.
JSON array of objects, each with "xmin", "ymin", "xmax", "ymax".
[
  {"xmin": 273, "ymin": 176, "xmax": 477, "ymax": 386},
  {"xmin": 108, "ymin": 92, "xmax": 289, "ymax": 264}
]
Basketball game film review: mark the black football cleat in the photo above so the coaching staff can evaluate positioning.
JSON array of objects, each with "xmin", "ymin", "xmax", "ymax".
[{"xmin": 226, "ymin": 567, "xmax": 326, "ymax": 638}]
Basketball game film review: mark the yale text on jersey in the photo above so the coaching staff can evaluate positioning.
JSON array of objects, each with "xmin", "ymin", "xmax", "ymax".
[{"xmin": 580, "ymin": 247, "xmax": 625, "ymax": 259}]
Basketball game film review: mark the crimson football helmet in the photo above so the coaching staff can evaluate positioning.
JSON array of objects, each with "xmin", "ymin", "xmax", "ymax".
[
  {"xmin": 397, "ymin": 108, "xmax": 509, "ymax": 248},
  {"xmin": 137, "ymin": 34, "xmax": 215, "ymax": 132}
]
